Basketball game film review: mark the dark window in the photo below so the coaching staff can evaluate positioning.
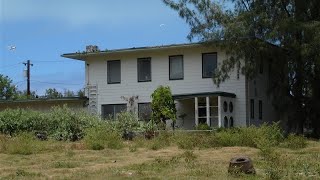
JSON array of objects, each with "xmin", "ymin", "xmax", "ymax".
[
  {"xmin": 223, "ymin": 101, "xmax": 228, "ymax": 112},
  {"xmin": 138, "ymin": 103, "xmax": 152, "ymax": 121},
  {"xmin": 229, "ymin": 102, "xmax": 233, "ymax": 113},
  {"xmin": 250, "ymin": 99, "xmax": 254, "ymax": 119},
  {"xmin": 259, "ymin": 100, "xmax": 262, "ymax": 120},
  {"xmin": 202, "ymin": 53, "xmax": 217, "ymax": 78},
  {"xmin": 169, "ymin": 55, "xmax": 184, "ymax": 80},
  {"xmin": 101, "ymin": 104, "xmax": 127, "ymax": 119},
  {"xmin": 138, "ymin": 58, "xmax": 151, "ymax": 82},
  {"xmin": 230, "ymin": 117, "xmax": 234, "ymax": 128},
  {"xmin": 259, "ymin": 60, "xmax": 263, "ymax": 74},
  {"xmin": 107, "ymin": 60, "xmax": 121, "ymax": 84},
  {"xmin": 224, "ymin": 116, "xmax": 228, "ymax": 128}
]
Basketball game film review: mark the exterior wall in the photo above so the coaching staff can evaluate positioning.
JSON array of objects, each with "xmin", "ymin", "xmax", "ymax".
[
  {"xmin": 248, "ymin": 59, "xmax": 278, "ymax": 126},
  {"xmin": 0, "ymin": 100, "xmax": 87, "ymax": 112},
  {"xmin": 85, "ymin": 45, "xmax": 248, "ymax": 127},
  {"xmin": 175, "ymin": 99, "xmax": 195, "ymax": 129}
]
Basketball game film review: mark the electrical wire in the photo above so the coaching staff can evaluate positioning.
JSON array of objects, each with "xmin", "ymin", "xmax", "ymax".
[{"xmin": 31, "ymin": 80, "xmax": 82, "ymax": 86}]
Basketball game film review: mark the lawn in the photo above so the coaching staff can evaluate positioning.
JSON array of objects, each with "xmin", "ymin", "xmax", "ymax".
[{"xmin": 0, "ymin": 137, "xmax": 319, "ymax": 180}]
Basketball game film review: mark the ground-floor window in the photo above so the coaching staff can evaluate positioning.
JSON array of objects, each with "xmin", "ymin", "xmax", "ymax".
[
  {"xmin": 138, "ymin": 103, "xmax": 152, "ymax": 121},
  {"xmin": 259, "ymin": 100, "xmax": 262, "ymax": 120},
  {"xmin": 101, "ymin": 104, "xmax": 127, "ymax": 120},
  {"xmin": 250, "ymin": 99, "xmax": 254, "ymax": 119}
]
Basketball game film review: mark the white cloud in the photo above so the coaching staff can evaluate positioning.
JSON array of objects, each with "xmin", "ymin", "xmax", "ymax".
[{"xmin": 1, "ymin": 0, "xmax": 168, "ymax": 27}]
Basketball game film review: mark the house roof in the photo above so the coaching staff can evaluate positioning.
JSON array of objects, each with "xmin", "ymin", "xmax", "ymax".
[
  {"xmin": 0, "ymin": 97, "xmax": 88, "ymax": 104},
  {"xmin": 61, "ymin": 42, "xmax": 205, "ymax": 61},
  {"xmin": 172, "ymin": 91, "xmax": 236, "ymax": 100}
]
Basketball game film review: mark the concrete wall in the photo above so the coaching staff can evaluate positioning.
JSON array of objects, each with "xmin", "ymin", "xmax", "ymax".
[{"xmin": 85, "ymin": 45, "xmax": 248, "ymax": 127}]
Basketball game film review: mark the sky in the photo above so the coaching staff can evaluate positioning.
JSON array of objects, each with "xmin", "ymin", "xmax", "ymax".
[{"xmin": 0, "ymin": 0, "xmax": 190, "ymax": 95}]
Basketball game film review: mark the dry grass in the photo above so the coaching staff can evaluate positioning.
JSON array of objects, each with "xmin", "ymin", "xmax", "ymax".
[{"xmin": 0, "ymin": 138, "xmax": 319, "ymax": 179}]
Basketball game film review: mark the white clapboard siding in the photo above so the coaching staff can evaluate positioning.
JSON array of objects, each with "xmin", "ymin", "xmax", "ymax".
[{"xmin": 85, "ymin": 45, "xmax": 248, "ymax": 127}]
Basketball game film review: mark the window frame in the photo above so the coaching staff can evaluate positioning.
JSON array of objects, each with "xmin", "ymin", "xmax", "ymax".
[
  {"xmin": 250, "ymin": 99, "xmax": 254, "ymax": 119},
  {"xmin": 202, "ymin": 52, "xmax": 217, "ymax": 78},
  {"xmin": 259, "ymin": 100, "xmax": 262, "ymax": 120},
  {"xmin": 107, "ymin": 60, "xmax": 121, "ymax": 84},
  {"xmin": 169, "ymin": 55, "xmax": 184, "ymax": 80},
  {"xmin": 137, "ymin": 57, "xmax": 152, "ymax": 82},
  {"xmin": 101, "ymin": 103, "xmax": 127, "ymax": 120},
  {"xmin": 138, "ymin": 102, "xmax": 152, "ymax": 121}
]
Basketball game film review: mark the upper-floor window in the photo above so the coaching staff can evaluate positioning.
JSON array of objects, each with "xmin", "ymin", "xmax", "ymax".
[
  {"xmin": 138, "ymin": 57, "xmax": 151, "ymax": 82},
  {"xmin": 202, "ymin": 52, "xmax": 217, "ymax": 78},
  {"xmin": 169, "ymin": 55, "xmax": 184, "ymax": 80},
  {"xmin": 107, "ymin": 60, "xmax": 121, "ymax": 84}
]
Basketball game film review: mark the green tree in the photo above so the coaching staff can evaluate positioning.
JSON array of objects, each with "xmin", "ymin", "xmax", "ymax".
[
  {"xmin": 16, "ymin": 90, "xmax": 38, "ymax": 99},
  {"xmin": 0, "ymin": 74, "xmax": 17, "ymax": 100},
  {"xmin": 151, "ymin": 86, "xmax": 176, "ymax": 126},
  {"xmin": 45, "ymin": 88, "xmax": 63, "ymax": 99},
  {"xmin": 63, "ymin": 89, "xmax": 75, "ymax": 97},
  {"xmin": 163, "ymin": 0, "xmax": 320, "ymax": 136}
]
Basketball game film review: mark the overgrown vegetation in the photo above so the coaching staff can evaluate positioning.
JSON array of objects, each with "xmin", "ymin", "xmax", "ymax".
[{"xmin": 0, "ymin": 115, "xmax": 317, "ymax": 179}]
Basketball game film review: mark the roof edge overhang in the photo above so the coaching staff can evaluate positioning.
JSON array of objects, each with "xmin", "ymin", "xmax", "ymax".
[
  {"xmin": 173, "ymin": 91, "xmax": 236, "ymax": 100},
  {"xmin": 61, "ymin": 42, "xmax": 206, "ymax": 61}
]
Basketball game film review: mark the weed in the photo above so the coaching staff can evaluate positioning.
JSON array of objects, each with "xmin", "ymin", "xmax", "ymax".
[
  {"xmin": 282, "ymin": 134, "xmax": 307, "ymax": 149},
  {"xmin": 52, "ymin": 161, "xmax": 79, "ymax": 168}
]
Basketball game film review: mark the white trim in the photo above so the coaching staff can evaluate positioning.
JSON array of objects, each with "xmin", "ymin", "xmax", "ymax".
[
  {"xmin": 206, "ymin": 96, "xmax": 210, "ymax": 126},
  {"xmin": 195, "ymin": 97, "xmax": 199, "ymax": 126}
]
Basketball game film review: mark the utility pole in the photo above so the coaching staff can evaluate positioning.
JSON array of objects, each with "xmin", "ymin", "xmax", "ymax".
[{"xmin": 23, "ymin": 60, "xmax": 33, "ymax": 98}]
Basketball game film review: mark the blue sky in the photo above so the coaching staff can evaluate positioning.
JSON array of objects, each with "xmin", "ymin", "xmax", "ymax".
[{"xmin": 0, "ymin": 0, "xmax": 190, "ymax": 95}]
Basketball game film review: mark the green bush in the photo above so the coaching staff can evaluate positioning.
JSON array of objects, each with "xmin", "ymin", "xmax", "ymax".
[
  {"xmin": 84, "ymin": 124, "xmax": 123, "ymax": 150},
  {"xmin": 149, "ymin": 131, "xmax": 172, "ymax": 150},
  {"xmin": 0, "ymin": 106, "xmax": 101, "ymax": 141},
  {"xmin": 196, "ymin": 123, "xmax": 212, "ymax": 130},
  {"xmin": 282, "ymin": 134, "xmax": 307, "ymax": 149},
  {"xmin": 114, "ymin": 111, "xmax": 140, "ymax": 132}
]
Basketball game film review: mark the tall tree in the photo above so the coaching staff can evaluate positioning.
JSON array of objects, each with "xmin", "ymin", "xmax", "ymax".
[
  {"xmin": 163, "ymin": 0, "xmax": 320, "ymax": 136},
  {"xmin": 0, "ymin": 74, "xmax": 17, "ymax": 100}
]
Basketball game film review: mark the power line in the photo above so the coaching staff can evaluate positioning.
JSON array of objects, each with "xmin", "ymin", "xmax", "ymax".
[
  {"xmin": 31, "ymin": 80, "xmax": 82, "ymax": 86},
  {"xmin": 0, "ymin": 62, "xmax": 23, "ymax": 70},
  {"xmin": 32, "ymin": 60, "xmax": 73, "ymax": 63}
]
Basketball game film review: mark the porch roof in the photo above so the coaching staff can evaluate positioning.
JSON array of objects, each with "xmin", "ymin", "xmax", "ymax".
[{"xmin": 172, "ymin": 91, "xmax": 236, "ymax": 100}]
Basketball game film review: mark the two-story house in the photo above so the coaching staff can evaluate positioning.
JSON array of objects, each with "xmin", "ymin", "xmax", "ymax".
[{"xmin": 62, "ymin": 43, "xmax": 277, "ymax": 129}]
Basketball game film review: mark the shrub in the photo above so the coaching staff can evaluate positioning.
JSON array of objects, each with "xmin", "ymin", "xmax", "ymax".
[
  {"xmin": 115, "ymin": 111, "xmax": 140, "ymax": 133},
  {"xmin": 0, "ymin": 106, "xmax": 101, "ymax": 141},
  {"xmin": 84, "ymin": 124, "xmax": 123, "ymax": 150},
  {"xmin": 282, "ymin": 134, "xmax": 307, "ymax": 149},
  {"xmin": 149, "ymin": 131, "xmax": 172, "ymax": 150},
  {"xmin": 151, "ymin": 86, "xmax": 176, "ymax": 124},
  {"xmin": 196, "ymin": 123, "xmax": 212, "ymax": 130},
  {"xmin": 174, "ymin": 132, "xmax": 198, "ymax": 149}
]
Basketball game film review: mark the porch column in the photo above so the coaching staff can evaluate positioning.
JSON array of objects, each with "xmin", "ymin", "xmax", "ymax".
[
  {"xmin": 195, "ymin": 97, "xmax": 199, "ymax": 126},
  {"xmin": 218, "ymin": 96, "xmax": 222, "ymax": 128},
  {"xmin": 206, "ymin": 96, "xmax": 210, "ymax": 126}
]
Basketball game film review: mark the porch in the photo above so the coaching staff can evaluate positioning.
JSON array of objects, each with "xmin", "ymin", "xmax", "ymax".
[{"xmin": 173, "ymin": 92, "xmax": 236, "ymax": 130}]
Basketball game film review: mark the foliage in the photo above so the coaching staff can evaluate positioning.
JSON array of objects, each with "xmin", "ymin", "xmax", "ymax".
[
  {"xmin": 84, "ymin": 124, "xmax": 123, "ymax": 150},
  {"xmin": 115, "ymin": 111, "xmax": 140, "ymax": 132},
  {"xmin": 196, "ymin": 123, "xmax": 212, "ymax": 130},
  {"xmin": 0, "ymin": 74, "xmax": 17, "ymax": 100},
  {"xmin": 45, "ymin": 88, "xmax": 63, "ymax": 98},
  {"xmin": 151, "ymin": 86, "xmax": 176, "ymax": 124},
  {"xmin": 281, "ymin": 134, "xmax": 307, "ymax": 149},
  {"xmin": 0, "ymin": 106, "xmax": 100, "ymax": 141},
  {"xmin": 163, "ymin": 0, "xmax": 320, "ymax": 136},
  {"xmin": 1, "ymin": 132, "xmax": 40, "ymax": 155}
]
